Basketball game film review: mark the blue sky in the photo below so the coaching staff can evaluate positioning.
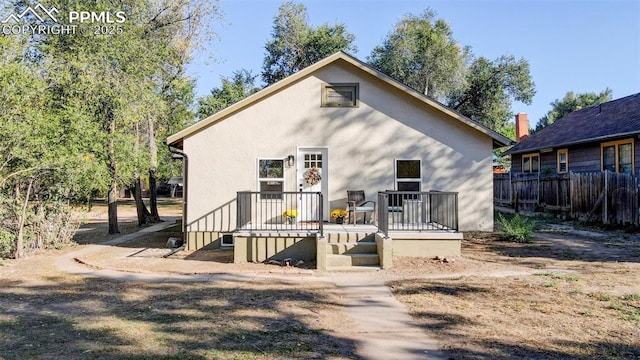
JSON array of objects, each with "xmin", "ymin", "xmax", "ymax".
[{"xmin": 187, "ymin": 0, "xmax": 640, "ymax": 127}]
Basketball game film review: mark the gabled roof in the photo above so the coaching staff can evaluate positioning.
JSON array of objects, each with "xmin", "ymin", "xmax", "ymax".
[
  {"xmin": 508, "ymin": 93, "xmax": 640, "ymax": 155},
  {"xmin": 167, "ymin": 51, "xmax": 512, "ymax": 148}
]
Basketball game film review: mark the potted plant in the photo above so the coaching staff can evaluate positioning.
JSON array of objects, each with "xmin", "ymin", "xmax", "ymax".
[
  {"xmin": 283, "ymin": 209, "xmax": 298, "ymax": 224},
  {"xmin": 330, "ymin": 209, "xmax": 347, "ymax": 224}
]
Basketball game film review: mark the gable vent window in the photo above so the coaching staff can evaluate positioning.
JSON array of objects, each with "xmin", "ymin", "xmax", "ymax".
[{"xmin": 322, "ymin": 83, "xmax": 358, "ymax": 107}]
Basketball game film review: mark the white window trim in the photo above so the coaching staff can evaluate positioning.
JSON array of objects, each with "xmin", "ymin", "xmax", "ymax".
[
  {"xmin": 394, "ymin": 159, "xmax": 422, "ymax": 192},
  {"xmin": 220, "ymin": 234, "xmax": 234, "ymax": 247},
  {"xmin": 257, "ymin": 158, "xmax": 285, "ymax": 201}
]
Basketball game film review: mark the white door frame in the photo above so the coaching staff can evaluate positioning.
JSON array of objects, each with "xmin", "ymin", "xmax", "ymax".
[{"xmin": 297, "ymin": 146, "xmax": 329, "ymax": 221}]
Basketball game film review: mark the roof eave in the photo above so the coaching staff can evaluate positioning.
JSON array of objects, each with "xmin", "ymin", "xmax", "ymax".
[{"xmin": 507, "ymin": 131, "xmax": 640, "ymax": 155}]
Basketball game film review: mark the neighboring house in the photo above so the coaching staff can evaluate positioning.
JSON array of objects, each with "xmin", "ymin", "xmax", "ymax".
[
  {"xmin": 166, "ymin": 52, "xmax": 511, "ymax": 268},
  {"xmin": 507, "ymin": 93, "xmax": 640, "ymax": 175}
]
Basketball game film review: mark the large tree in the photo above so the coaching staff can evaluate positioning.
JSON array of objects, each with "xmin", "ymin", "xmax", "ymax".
[
  {"xmin": 0, "ymin": 35, "xmax": 105, "ymax": 257},
  {"xmin": 368, "ymin": 9, "xmax": 535, "ymax": 135},
  {"xmin": 262, "ymin": 1, "xmax": 356, "ymax": 85},
  {"xmin": 448, "ymin": 55, "xmax": 535, "ymax": 134},
  {"xmin": 368, "ymin": 10, "xmax": 469, "ymax": 100},
  {"xmin": 197, "ymin": 69, "xmax": 259, "ymax": 119},
  {"xmin": 16, "ymin": 0, "xmax": 217, "ymax": 234},
  {"xmin": 533, "ymin": 89, "xmax": 613, "ymax": 133}
]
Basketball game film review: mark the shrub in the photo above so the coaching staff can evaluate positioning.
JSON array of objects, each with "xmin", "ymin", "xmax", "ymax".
[
  {"xmin": 496, "ymin": 213, "xmax": 535, "ymax": 243},
  {"xmin": 0, "ymin": 230, "xmax": 15, "ymax": 258}
]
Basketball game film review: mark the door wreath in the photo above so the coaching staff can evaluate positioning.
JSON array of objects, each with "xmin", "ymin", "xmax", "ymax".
[{"xmin": 303, "ymin": 167, "xmax": 321, "ymax": 186}]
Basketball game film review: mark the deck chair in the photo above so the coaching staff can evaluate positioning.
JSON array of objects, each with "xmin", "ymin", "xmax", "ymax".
[{"xmin": 347, "ymin": 190, "xmax": 376, "ymax": 225}]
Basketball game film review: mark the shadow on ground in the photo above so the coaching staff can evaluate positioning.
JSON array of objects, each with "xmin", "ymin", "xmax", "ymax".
[{"xmin": 0, "ymin": 276, "xmax": 358, "ymax": 359}]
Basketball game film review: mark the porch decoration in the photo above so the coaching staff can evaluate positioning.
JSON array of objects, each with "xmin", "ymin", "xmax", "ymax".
[
  {"xmin": 330, "ymin": 208, "xmax": 347, "ymax": 224},
  {"xmin": 303, "ymin": 166, "xmax": 321, "ymax": 186},
  {"xmin": 283, "ymin": 209, "xmax": 298, "ymax": 224}
]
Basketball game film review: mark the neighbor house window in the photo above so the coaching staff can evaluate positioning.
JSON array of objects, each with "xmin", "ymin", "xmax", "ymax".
[
  {"xmin": 557, "ymin": 149, "xmax": 568, "ymax": 173},
  {"xmin": 322, "ymin": 83, "xmax": 358, "ymax": 107},
  {"xmin": 522, "ymin": 153, "xmax": 540, "ymax": 173},
  {"xmin": 258, "ymin": 159, "xmax": 284, "ymax": 200},
  {"xmin": 395, "ymin": 159, "xmax": 421, "ymax": 191},
  {"xmin": 601, "ymin": 139, "xmax": 634, "ymax": 174}
]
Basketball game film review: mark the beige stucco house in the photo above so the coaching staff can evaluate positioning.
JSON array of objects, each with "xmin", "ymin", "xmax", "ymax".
[{"xmin": 167, "ymin": 52, "xmax": 511, "ymax": 270}]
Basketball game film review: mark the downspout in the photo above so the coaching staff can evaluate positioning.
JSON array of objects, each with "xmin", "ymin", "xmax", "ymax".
[{"xmin": 166, "ymin": 142, "xmax": 188, "ymax": 234}]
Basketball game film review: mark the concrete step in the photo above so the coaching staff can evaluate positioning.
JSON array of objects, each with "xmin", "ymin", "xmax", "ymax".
[
  {"xmin": 325, "ymin": 265, "xmax": 381, "ymax": 272},
  {"xmin": 325, "ymin": 232, "xmax": 376, "ymax": 243},
  {"xmin": 326, "ymin": 253, "xmax": 380, "ymax": 267},
  {"xmin": 327, "ymin": 242, "xmax": 377, "ymax": 255}
]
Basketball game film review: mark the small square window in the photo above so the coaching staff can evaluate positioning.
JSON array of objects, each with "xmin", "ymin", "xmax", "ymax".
[
  {"xmin": 221, "ymin": 234, "xmax": 234, "ymax": 247},
  {"xmin": 322, "ymin": 83, "xmax": 358, "ymax": 107}
]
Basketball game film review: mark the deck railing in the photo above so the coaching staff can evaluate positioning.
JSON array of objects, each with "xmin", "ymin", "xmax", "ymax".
[
  {"xmin": 237, "ymin": 191, "xmax": 323, "ymax": 235},
  {"xmin": 377, "ymin": 191, "xmax": 458, "ymax": 236}
]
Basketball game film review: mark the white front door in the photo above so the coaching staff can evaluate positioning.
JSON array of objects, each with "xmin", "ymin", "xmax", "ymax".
[{"xmin": 297, "ymin": 147, "xmax": 329, "ymax": 221}]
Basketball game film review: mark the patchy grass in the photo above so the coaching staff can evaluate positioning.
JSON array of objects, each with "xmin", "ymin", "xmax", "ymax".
[
  {"xmin": 390, "ymin": 272, "xmax": 639, "ymax": 359},
  {"xmin": 390, "ymin": 230, "xmax": 640, "ymax": 360},
  {"xmin": 0, "ymin": 277, "xmax": 355, "ymax": 359}
]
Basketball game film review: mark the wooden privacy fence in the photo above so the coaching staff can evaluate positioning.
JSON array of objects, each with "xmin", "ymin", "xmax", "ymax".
[{"xmin": 494, "ymin": 171, "xmax": 639, "ymax": 225}]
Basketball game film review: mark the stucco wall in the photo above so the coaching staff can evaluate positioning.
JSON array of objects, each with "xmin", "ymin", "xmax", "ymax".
[{"xmin": 183, "ymin": 59, "xmax": 495, "ymax": 233}]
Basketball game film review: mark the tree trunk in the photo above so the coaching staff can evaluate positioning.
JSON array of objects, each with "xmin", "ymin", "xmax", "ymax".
[
  {"xmin": 131, "ymin": 178, "xmax": 151, "ymax": 225},
  {"xmin": 148, "ymin": 115, "xmax": 160, "ymax": 220},
  {"xmin": 131, "ymin": 121, "xmax": 154, "ymax": 225},
  {"xmin": 107, "ymin": 119, "xmax": 120, "ymax": 234},
  {"xmin": 15, "ymin": 178, "xmax": 34, "ymax": 259}
]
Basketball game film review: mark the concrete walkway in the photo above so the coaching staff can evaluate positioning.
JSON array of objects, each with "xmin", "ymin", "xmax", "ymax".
[{"xmin": 56, "ymin": 220, "xmax": 445, "ymax": 360}]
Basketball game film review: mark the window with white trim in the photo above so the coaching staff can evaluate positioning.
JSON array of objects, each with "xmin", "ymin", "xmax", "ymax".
[
  {"xmin": 322, "ymin": 83, "xmax": 358, "ymax": 107},
  {"xmin": 221, "ymin": 234, "xmax": 234, "ymax": 247},
  {"xmin": 522, "ymin": 153, "xmax": 540, "ymax": 173},
  {"xmin": 395, "ymin": 159, "xmax": 421, "ymax": 191},
  {"xmin": 258, "ymin": 159, "xmax": 284, "ymax": 200}
]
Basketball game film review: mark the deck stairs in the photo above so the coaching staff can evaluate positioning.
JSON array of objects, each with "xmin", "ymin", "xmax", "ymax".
[{"xmin": 324, "ymin": 232, "xmax": 380, "ymax": 271}]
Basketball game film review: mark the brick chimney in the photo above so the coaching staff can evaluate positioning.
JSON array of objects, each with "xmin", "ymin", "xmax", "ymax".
[{"xmin": 515, "ymin": 113, "xmax": 529, "ymax": 143}]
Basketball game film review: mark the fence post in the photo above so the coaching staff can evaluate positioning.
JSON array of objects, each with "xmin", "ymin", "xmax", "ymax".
[
  {"xmin": 603, "ymin": 171, "xmax": 608, "ymax": 224},
  {"xmin": 569, "ymin": 172, "xmax": 573, "ymax": 218}
]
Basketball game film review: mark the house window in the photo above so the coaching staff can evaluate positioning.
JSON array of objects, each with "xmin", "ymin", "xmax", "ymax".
[
  {"xmin": 601, "ymin": 139, "xmax": 634, "ymax": 174},
  {"xmin": 395, "ymin": 159, "xmax": 421, "ymax": 191},
  {"xmin": 220, "ymin": 234, "xmax": 234, "ymax": 247},
  {"xmin": 322, "ymin": 83, "xmax": 358, "ymax": 107},
  {"xmin": 522, "ymin": 153, "xmax": 540, "ymax": 173},
  {"xmin": 258, "ymin": 159, "xmax": 284, "ymax": 200},
  {"xmin": 557, "ymin": 149, "xmax": 568, "ymax": 173}
]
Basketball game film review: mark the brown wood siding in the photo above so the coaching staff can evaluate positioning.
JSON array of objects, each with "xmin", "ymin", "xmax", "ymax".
[
  {"xmin": 540, "ymin": 152, "xmax": 556, "ymax": 172},
  {"xmin": 511, "ymin": 154, "xmax": 522, "ymax": 173},
  {"xmin": 635, "ymin": 140, "xmax": 640, "ymax": 173},
  {"xmin": 512, "ymin": 137, "xmax": 640, "ymax": 174},
  {"xmin": 566, "ymin": 143, "xmax": 601, "ymax": 172}
]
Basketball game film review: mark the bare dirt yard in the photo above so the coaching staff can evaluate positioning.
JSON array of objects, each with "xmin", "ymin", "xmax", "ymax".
[
  {"xmin": 0, "ymin": 199, "xmax": 356, "ymax": 359},
  {"xmin": 1, "ymin": 200, "xmax": 639, "ymax": 359},
  {"xmin": 390, "ymin": 227, "xmax": 640, "ymax": 359}
]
